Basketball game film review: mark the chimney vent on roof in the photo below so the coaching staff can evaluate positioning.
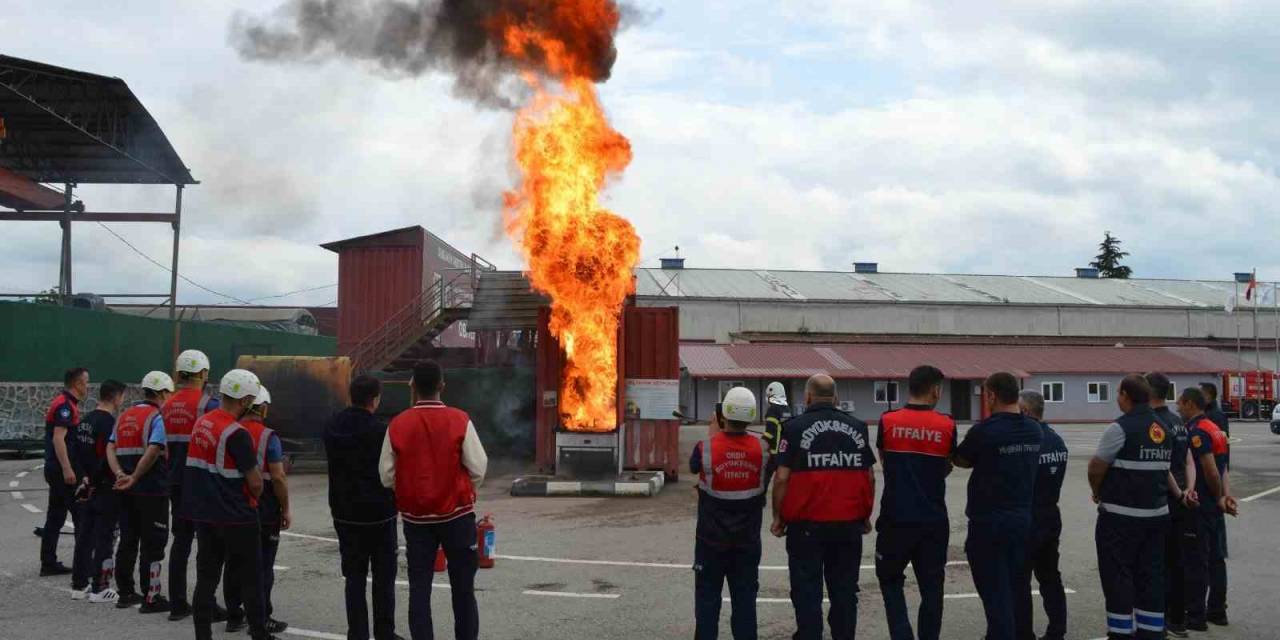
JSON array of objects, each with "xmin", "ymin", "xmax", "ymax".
[
  {"xmin": 854, "ymin": 262, "xmax": 879, "ymax": 274},
  {"xmin": 660, "ymin": 257, "xmax": 685, "ymax": 270},
  {"xmin": 1075, "ymin": 267, "xmax": 1100, "ymax": 279}
]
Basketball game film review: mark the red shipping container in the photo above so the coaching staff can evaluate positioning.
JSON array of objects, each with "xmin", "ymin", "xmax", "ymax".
[{"xmin": 534, "ymin": 304, "xmax": 681, "ymax": 479}]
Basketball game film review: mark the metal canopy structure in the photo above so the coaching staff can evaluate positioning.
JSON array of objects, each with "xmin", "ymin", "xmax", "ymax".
[{"xmin": 0, "ymin": 54, "xmax": 196, "ymax": 332}]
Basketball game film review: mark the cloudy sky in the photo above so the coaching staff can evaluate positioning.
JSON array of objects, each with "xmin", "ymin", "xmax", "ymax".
[{"xmin": 5, "ymin": 1, "xmax": 1280, "ymax": 306}]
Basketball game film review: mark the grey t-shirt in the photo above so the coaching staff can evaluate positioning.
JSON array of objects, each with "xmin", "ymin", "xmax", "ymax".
[{"xmin": 1094, "ymin": 422, "xmax": 1126, "ymax": 463}]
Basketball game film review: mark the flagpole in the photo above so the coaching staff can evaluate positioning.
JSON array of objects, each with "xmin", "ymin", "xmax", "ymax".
[
  {"xmin": 1236, "ymin": 279, "xmax": 1242, "ymax": 362},
  {"xmin": 1254, "ymin": 271, "xmax": 1262, "ymax": 372},
  {"xmin": 1274, "ymin": 281, "xmax": 1278, "ymax": 373}
]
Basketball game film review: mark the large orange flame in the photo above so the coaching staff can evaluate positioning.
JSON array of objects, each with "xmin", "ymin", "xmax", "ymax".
[{"xmin": 500, "ymin": 4, "xmax": 638, "ymax": 432}]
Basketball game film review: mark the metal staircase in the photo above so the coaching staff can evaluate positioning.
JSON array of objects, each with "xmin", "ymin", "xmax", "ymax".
[{"xmin": 349, "ymin": 255, "xmax": 494, "ymax": 373}]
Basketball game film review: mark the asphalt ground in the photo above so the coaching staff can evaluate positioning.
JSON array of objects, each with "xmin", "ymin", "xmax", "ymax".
[{"xmin": 2, "ymin": 422, "xmax": 1278, "ymax": 640}]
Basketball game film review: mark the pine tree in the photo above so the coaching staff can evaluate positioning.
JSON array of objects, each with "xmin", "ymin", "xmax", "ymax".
[{"xmin": 1090, "ymin": 231, "xmax": 1132, "ymax": 279}]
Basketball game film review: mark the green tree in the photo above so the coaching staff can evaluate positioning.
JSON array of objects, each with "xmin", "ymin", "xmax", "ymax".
[
  {"xmin": 19, "ymin": 287, "xmax": 61, "ymax": 305},
  {"xmin": 1090, "ymin": 231, "xmax": 1132, "ymax": 279}
]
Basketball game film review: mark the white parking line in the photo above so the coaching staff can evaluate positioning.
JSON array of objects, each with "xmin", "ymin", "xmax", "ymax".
[
  {"xmin": 395, "ymin": 580, "xmax": 451, "ymax": 589},
  {"xmin": 12, "ymin": 492, "xmax": 24, "ymax": 500},
  {"xmin": 283, "ymin": 628, "xmax": 345, "ymax": 640},
  {"xmin": 17, "ymin": 471, "xmax": 29, "ymax": 478},
  {"xmin": 22, "ymin": 503, "xmax": 41, "ymax": 514},
  {"xmin": 8, "ymin": 480, "xmax": 18, "ymax": 488},
  {"xmin": 522, "ymin": 590, "xmax": 620, "ymax": 599},
  {"xmin": 274, "ymin": 565, "xmax": 289, "ymax": 572},
  {"xmin": 1242, "ymin": 484, "xmax": 1280, "ymax": 502},
  {"xmin": 740, "ymin": 588, "xmax": 1075, "ymax": 604}
]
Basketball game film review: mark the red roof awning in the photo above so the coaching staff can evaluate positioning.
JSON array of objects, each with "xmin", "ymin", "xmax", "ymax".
[{"xmin": 680, "ymin": 343, "xmax": 1250, "ymax": 379}]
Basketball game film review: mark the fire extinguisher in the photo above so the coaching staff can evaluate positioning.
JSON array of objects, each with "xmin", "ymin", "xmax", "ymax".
[
  {"xmin": 477, "ymin": 514, "xmax": 496, "ymax": 569},
  {"xmin": 434, "ymin": 547, "xmax": 446, "ymax": 573}
]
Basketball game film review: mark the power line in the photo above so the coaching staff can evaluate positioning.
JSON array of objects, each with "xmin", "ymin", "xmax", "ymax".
[
  {"xmin": 245, "ymin": 283, "xmax": 337, "ymax": 303},
  {"xmin": 95, "ymin": 222, "xmax": 254, "ymax": 305}
]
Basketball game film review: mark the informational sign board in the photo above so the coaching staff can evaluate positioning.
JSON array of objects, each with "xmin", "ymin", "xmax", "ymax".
[{"xmin": 624, "ymin": 378, "xmax": 680, "ymax": 420}]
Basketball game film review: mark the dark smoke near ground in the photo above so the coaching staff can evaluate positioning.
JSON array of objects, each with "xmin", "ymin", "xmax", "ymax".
[{"xmin": 230, "ymin": 0, "xmax": 630, "ymax": 108}]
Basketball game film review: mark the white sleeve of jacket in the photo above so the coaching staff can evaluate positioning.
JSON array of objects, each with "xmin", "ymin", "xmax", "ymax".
[
  {"xmin": 379, "ymin": 428, "xmax": 396, "ymax": 489},
  {"xmin": 462, "ymin": 421, "xmax": 488, "ymax": 487}
]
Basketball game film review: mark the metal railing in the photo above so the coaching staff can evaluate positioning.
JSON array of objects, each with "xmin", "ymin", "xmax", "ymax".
[{"xmin": 348, "ymin": 255, "xmax": 495, "ymax": 372}]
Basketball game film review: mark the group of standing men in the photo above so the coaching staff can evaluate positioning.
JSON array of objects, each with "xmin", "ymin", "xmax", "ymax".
[
  {"xmin": 690, "ymin": 366, "xmax": 1239, "ymax": 640},
  {"xmin": 39, "ymin": 351, "xmax": 292, "ymax": 640}
]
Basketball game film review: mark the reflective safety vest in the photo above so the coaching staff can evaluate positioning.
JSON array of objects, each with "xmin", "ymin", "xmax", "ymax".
[
  {"xmin": 162, "ymin": 387, "xmax": 214, "ymax": 487},
  {"xmin": 1099, "ymin": 405, "xmax": 1173, "ymax": 519},
  {"xmin": 182, "ymin": 409, "xmax": 257, "ymax": 524},
  {"xmin": 113, "ymin": 402, "xmax": 168, "ymax": 495},
  {"xmin": 697, "ymin": 432, "xmax": 769, "ymax": 500},
  {"xmin": 241, "ymin": 417, "xmax": 281, "ymax": 523}
]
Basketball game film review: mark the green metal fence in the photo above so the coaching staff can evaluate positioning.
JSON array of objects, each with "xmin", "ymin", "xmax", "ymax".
[{"xmin": 0, "ymin": 302, "xmax": 336, "ymax": 383}]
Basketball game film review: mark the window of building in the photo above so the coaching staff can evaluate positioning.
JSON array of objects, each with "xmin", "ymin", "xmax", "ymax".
[
  {"xmin": 718, "ymin": 381, "xmax": 745, "ymax": 400},
  {"xmin": 1087, "ymin": 381, "xmax": 1111, "ymax": 403},
  {"xmin": 874, "ymin": 381, "xmax": 899, "ymax": 404},
  {"xmin": 1166, "ymin": 382, "xmax": 1176, "ymax": 402},
  {"xmin": 1041, "ymin": 382, "xmax": 1065, "ymax": 403}
]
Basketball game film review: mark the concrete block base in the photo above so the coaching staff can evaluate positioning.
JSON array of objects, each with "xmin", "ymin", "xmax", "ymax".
[{"xmin": 510, "ymin": 471, "xmax": 665, "ymax": 497}]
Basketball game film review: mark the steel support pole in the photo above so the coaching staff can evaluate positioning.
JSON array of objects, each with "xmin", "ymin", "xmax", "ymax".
[
  {"xmin": 60, "ymin": 183, "xmax": 73, "ymax": 304},
  {"xmin": 169, "ymin": 184, "xmax": 184, "ymax": 360}
]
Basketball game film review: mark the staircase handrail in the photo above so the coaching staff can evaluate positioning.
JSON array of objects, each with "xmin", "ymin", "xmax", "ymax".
[{"xmin": 349, "ymin": 269, "xmax": 471, "ymax": 371}]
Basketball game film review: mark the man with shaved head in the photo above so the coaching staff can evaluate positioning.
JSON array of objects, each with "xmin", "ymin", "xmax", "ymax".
[{"xmin": 771, "ymin": 374, "xmax": 876, "ymax": 640}]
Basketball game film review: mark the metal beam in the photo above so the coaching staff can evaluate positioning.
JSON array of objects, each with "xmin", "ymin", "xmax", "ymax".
[{"xmin": 0, "ymin": 211, "xmax": 177, "ymax": 222}]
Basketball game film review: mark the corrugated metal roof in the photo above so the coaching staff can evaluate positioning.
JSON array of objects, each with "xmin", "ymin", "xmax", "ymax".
[
  {"xmin": 681, "ymin": 343, "xmax": 1250, "ymax": 379},
  {"xmin": 638, "ymin": 268, "xmax": 1248, "ymax": 309}
]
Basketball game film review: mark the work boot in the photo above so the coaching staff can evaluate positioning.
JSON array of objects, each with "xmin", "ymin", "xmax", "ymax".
[
  {"xmin": 116, "ymin": 592, "xmax": 143, "ymax": 609},
  {"xmin": 40, "ymin": 562, "xmax": 71, "ymax": 576},
  {"xmin": 140, "ymin": 595, "xmax": 171, "ymax": 614},
  {"xmin": 1185, "ymin": 618, "xmax": 1208, "ymax": 632},
  {"xmin": 265, "ymin": 618, "xmax": 288, "ymax": 634},
  {"xmin": 1165, "ymin": 621, "xmax": 1188, "ymax": 638},
  {"xmin": 1207, "ymin": 613, "xmax": 1229, "ymax": 626},
  {"xmin": 212, "ymin": 603, "xmax": 229, "ymax": 623},
  {"xmin": 167, "ymin": 601, "xmax": 191, "ymax": 621},
  {"xmin": 225, "ymin": 615, "xmax": 246, "ymax": 633}
]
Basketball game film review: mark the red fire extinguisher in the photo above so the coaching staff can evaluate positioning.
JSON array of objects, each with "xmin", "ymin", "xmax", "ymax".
[
  {"xmin": 434, "ymin": 547, "xmax": 446, "ymax": 573},
  {"xmin": 477, "ymin": 514, "xmax": 496, "ymax": 569}
]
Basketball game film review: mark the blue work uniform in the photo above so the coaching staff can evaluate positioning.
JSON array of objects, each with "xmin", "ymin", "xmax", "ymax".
[
  {"xmin": 70, "ymin": 407, "xmax": 121, "ymax": 593},
  {"xmin": 1154, "ymin": 406, "xmax": 1191, "ymax": 629},
  {"xmin": 1183, "ymin": 415, "xmax": 1228, "ymax": 625},
  {"xmin": 955, "ymin": 411, "xmax": 1042, "ymax": 640},
  {"xmin": 1094, "ymin": 403, "xmax": 1173, "ymax": 639},
  {"xmin": 874, "ymin": 404, "xmax": 957, "ymax": 640},
  {"xmin": 110, "ymin": 401, "xmax": 170, "ymax": 602},
  {"xmin": 40, "ymin": 389, "xmax": 81, "ymax": 571},
  {"xmin": 1015, "ymin": 421, "xmax": 1068, "ymax": 640}
]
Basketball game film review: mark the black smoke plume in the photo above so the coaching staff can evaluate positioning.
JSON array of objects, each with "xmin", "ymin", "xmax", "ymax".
[{"xmin": 230, "ymin": 0, "xmax": 627, "ymax": 108}]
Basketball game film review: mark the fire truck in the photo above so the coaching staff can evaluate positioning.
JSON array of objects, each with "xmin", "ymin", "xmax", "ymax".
[{"xmin": 1220, "ymin": 370, "xmax": 1277, "ymax": 421}]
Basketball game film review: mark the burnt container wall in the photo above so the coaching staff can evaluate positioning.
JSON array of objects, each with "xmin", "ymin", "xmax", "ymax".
[
  {"xmin": 621, "ymin": 306, "xmax": 681, "ymax": 479},
  {"xmin": 533, "ymin": 307, "xmax": 562, "ymax": 473},
  {"xmin": 336, "ymin": 245, "xmax": 425, "ymax": 355}
]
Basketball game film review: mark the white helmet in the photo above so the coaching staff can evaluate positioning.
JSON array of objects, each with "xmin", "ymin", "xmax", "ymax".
[
  {"xmin": 141, "ymin": 371, "xmax": 175, "ymax": 392},
  {"xmin": 175, "ymin": 349, "xmax": 211, "ymax": 374},
  {"xmin": 722, "ymin": 387, "xmax": 758, "ymax": 422},
  {"xmin": 219, "ymin": 369, "xmax": 261, "ymax": 400},
  {"xmin": 254, "ymin": 384, "xmax": 272, "ymax": 406},
  {"xmin": 765, "ymin": 381, "xmax": 787, "ymax": 406}
]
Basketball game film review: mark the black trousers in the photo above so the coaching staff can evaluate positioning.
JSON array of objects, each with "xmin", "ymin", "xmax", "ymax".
[
  {"xmin": 786, "ymin": 522, "xmax": 863, "ymax": 640},
  {"xmin": 1095, "ymin": 512, "xmax": 1166, "ymax": 639},
  {"xmin": 875, "ymin": 521, "xmax": 948, "ymax": 640},
  {"xmin": 336, "ymin": 519, "xmax": 400, "ymax": 640},
  {"xmin": 1015, "ymin": 521, "xmax": 1067, "ymax": 640},
  {"xmin": 1185, "ymin": 507, "xmax": 1227, "ymax": 621},
  {"xmin": 966, "ymin": 519, "xmax": 1029, "ymax": 640},
  {"xmin": 226, "ymin": 521, "xmax": 282, "ymax": 619},
  {"xmin": 194, "ymin": 523, "xmax": 266, "ymax": 640},
  {"xmin": 693, "ymin": 538, "xmax": 761, "ymax": 640},
  {"xmin": 116, "ymin": 493, "xmax": 170, "ymax": 599},
  {"xmin": 403, "ymin": 515, "xmax": 479, "ymax": 640},
  {"xmin": 169, "ymin": 487, "xmax": 197, "ymax": 606},
  {"xmin": 1165, "ymin": 505, "xmax": 1191, "ymax": 626},
  {"xmin": 40, "ymin": 474, "xmax": 77, "ymax": 568},
  {"xmin": 72, "ymin": 489, "xmax": 120, "ymax": 591}
]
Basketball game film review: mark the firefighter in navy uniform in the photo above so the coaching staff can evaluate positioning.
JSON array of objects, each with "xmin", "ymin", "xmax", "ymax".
[
  {"xmin": 69, "ymin": 378, "xmax": 128, "ymax": 604},
  {"xmin": 163, "ymin": 349, "xmax": 227, "ymax": 623},
  {"xmin": 1014, "ymin": 390, "xmax": 1069, "ymax": 640},
  {"xmin": 762, "ymin": 381, "xmax": 788, "ymax": 486},
  {"xmin": 1176, "ymin": 387, "xmax": 1238, "ymax": 631},
  {"xmin": 772, "ymin": 374, "xmax": 876, "ymax": 640},
  {"xmin": 1145, "ymin": 373, "xmax": 1195, "ymax": 637},
  {"xmin": 690, "ymin": 386, "xmax": 769, "ymax": 640},
  {"xmin": 225, "ymin": 386, "xmax": 291, "ymax": 634},
  {"xmin": 40, "ymin": 367, "xmax": 89, "ymax": 577},
  {"xmin": 182, "ymin": 369, "xmax": 277, "ymax": 640},
  {"xmin": 953, "ymin": 372, "xmax": 1043, "ymax": 640},
  {"xmin": 1087, "ymin": 375, "xmax": 1174, "ymax": 639},
  {"xmin": 874, "ymin": 365, "xmax": 956, "ymax": 640},
  {"xmin": 1196, "ymin": 381, "xmax": 1231, "ymax": 626},
  {"xmin": 108, "ymin": 371, "xmax": 176, "ymax": 613}
]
